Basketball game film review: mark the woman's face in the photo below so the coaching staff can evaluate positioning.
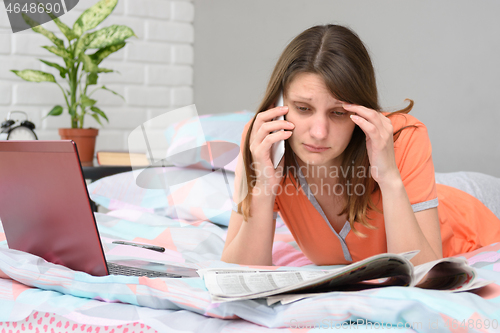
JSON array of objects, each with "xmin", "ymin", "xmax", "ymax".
[{"xmin": 285, "ymin": 72, "xmax": 356, "ymax": 170}]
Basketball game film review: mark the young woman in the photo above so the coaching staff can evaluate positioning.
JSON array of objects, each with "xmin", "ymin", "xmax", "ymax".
[{"xmin": 221, "ymin": 24, "xmax": 500, "ymax": 266}]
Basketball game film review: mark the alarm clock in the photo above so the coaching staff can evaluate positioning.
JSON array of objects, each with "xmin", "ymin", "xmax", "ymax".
[{"xmin": 0, "ymin": 111, "xmax": 38, "ymax": 140}]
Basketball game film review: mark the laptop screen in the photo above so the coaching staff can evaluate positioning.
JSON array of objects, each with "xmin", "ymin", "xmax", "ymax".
[{"xmin": 0, "ymin": 140, "xmax": 109, "ymax": 276}]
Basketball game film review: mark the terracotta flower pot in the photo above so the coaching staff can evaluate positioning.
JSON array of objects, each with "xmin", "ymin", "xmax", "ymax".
[{"xmin": 58, "ymin": 128, "xmax": 99, "ymax": 164}]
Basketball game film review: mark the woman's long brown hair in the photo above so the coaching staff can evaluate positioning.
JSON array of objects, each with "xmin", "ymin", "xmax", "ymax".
[{"xmin": 238, "ymin": 24, "xmax": 414, "ymax": 236}]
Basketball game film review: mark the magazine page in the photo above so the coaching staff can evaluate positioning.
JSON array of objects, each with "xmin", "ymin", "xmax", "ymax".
[
  {"xmin": 413, "ymin": 257, "xmax": 487, "ymax": 291},
  {"xmin": 196, "ymin": 266, "xmax": 268, "ymax": 278},
  {"xmin": 264, "ymin": 256, "xmax": 489, "ymax": 305},
  {"xmin": 262, "ymin": 253, "xmax": 493, "ymax": 306},
  {"xmin": 412, "ymin": 257, "xmax": 464, "ymax": 287},
  {"xmin": 400, "ymin": 250, "xmax": 420, "ymax": 261},
  {"xmin": 265, "ymin": 279, "xmax": 493, "ymax": 306},
  {"xmin": 201, "ymin": 253, "xmax": 413, "ymax": 302},
  {"xmin": 203, "ymin": 270, "xmax": 330, "ymax": 300}
]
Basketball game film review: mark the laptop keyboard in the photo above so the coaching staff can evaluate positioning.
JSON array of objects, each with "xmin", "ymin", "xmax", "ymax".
[{"xmin": 107, "ymin": 262, "xmax": 184, "ymax": 278}]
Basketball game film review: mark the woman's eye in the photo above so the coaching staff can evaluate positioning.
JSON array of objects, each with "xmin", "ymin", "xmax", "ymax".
[
  {"xmin": 294, "ymin": 106, "xmax": 346, "ymax": 116},
  {"xmin": 295, "ymin": 105, "xmax": 310, "ymax": 112}
]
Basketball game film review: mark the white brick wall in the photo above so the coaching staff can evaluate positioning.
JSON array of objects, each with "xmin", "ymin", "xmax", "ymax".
[
  {"xmin": 0, "ymin": 7, "xmax": 11, "ymax": 29},
  {"xmin": 126, "ymin": 41, "xmax": 171, "ymax": 63},
  {"xmin": 147, "ymin": 65, "xmax": 193, "ymax": 86},
  {"xmin": 0, "ymin": 34, "xmax": 10, "ymax": 54},
  {"xmin": 146, "ymin": 21, "xmax": 193, "ymax": 43},
  {"xmin": 126, "ymin": 0, "xmax": 171, "ymax": 19},
  {"xmin": 126, "ymin": 86, "xmax": 170, "ymax": 107},
  {"xmin": 171, "ymin": 86, "xmax": 193, "ymax": 107},
  {"xmin": 171, "ymin": 1, "xmax": 195, "ymax": 22},
  {"xmin": 0, "ymin": 83, "xmax": 12, "ymax": 105},
  {"xmin": 0, "ymin": 0, "xmax": 194, "ymax": 154},
  {"xmin": 171, "ymin": 44, "xmax": 193, "ymax": 64}
]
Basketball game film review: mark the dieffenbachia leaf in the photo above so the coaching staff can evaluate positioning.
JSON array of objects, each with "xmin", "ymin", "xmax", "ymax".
[
  {"xmin": 86, "ymin": 25, "xmax": 135, "ymax": 49},
  {"xmin": 79, "ymin": 53, "xmax": 99, "ymax": 85},
  {"xmin": 39, "ymin": 59, "xmax": 67, "ymax": 78},
  {"xmin": 87, "ymin": 72, "xmax": 98, "ymax": 85},
  {"xmin": 46, "ymin": 105, "xmax": 63, "ymax": 117},
  {"xmin": 44, "ymin": 11, "xmax": 78, "ymax": 41},
  {"xmin": 75, "ymin": 26, "xmax": 132, "ymax": 60},
  {"xmin": 73, "ymin": 0, "xmax": 118, "ymax": 37},
  {"xmin": 22, "ymin": 14, "xmax": 65, "ymax": 49},
  {"xmin": 90, "ymin": 42, "xmax": 125, "ymax": 65},
  {"xmin": 73, "ymin": 34, "xmax": 90, "ymax": 58},
  {"xmin": 101, "ymin": 85, "xmax": 124, "ymax": 100},
  {"xmin": 91, "ymin": 113, "xmax": 103, "ymax": 125},
  {"xmin": 81, "ymin": 95, "xmax": 97, "ymax": 108},
  {"xmin": 90, "ymin": 106, "xmax": 109, "ymax": 122},
  {"xmin": 11, "ymin": 69, "xmax": 56, "ymax": 83},
  {"xmin": 80, "ymin": 53, "xmax": 97, "ymax": 73},
  {"xmin": 42, "ymin": 46, "xmax": 71, "ymax": 60}
]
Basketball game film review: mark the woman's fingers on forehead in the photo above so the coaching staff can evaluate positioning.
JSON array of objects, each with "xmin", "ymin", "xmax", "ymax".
[
  {"xmin": 342, "ymin": 103, "xmax": 371, "ymax": 114},
  {"xmin": 342, "ymin": 104, "xmax": 381, "ymax": 120}
]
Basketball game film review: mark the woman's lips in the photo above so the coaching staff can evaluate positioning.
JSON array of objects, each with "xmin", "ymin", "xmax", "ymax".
[{"xmin": 303, "ymin": 144, "xmax": 329, "ymax": 152}]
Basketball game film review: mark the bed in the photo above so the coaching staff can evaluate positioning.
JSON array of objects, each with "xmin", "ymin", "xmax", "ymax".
[{"xmin": 1, "ymin": 111, "xmax": 500, "ymax": 332}]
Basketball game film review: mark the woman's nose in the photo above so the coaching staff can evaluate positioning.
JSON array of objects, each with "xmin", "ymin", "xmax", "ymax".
[{"xmin": 309, "ymin": 115, "xmax": 329, "ymax": 140}]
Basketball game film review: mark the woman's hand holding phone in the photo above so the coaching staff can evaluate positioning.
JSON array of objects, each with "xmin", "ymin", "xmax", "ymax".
[{"xmin": 248, "ymin": 105, "xmax": 293, "ymax": 197}]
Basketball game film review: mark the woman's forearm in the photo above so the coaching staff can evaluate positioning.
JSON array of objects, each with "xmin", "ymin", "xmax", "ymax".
[
  {"xmin": 221, "ymin": 189, "xmax": 276, "ymax": 266},
  {"xmin": 379, "ymin": 177, "xmax": 441, "ymax": 265}
]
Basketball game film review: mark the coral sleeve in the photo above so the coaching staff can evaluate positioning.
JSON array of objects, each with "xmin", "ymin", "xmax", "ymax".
[{"xmin": 391, "ymin": 114, "xmax": 438, "ymax": 212}]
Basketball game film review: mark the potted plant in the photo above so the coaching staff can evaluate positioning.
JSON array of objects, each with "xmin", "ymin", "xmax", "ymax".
[{"xmin": 11, "ymin": 0, "xmax": 135, "ymax": 163}]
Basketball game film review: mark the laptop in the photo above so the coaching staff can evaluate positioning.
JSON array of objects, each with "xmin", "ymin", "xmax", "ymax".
[{"xmin": 0, "ymin": 140, "xmax": 197, "ymax": 278}]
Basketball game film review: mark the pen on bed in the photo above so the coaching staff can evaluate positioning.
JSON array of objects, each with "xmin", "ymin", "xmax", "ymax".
[{"xmin": 112, "ymin": 241, "xmax": 165, "ymax": 253}]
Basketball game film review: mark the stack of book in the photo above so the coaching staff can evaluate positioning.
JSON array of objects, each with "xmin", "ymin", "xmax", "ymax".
[{"xmin": 96, "ymin": 151, "xmax": 149, "ymax": 167}]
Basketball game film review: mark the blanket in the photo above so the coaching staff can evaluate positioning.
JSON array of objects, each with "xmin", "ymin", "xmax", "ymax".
[{"xmin": 1, "ymin": 210, "xmax": 500, "ymax": 332}]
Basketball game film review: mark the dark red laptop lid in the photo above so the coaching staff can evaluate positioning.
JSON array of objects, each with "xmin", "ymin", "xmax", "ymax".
[{"xmin": 0, "ymin": 140, "xmax": 108, "ymax": 276}]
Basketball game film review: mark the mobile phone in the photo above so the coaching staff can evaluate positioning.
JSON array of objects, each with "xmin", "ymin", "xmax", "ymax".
[{"xmin": 270, "ymin": 91, "xmax": 285, "ymax": 169}]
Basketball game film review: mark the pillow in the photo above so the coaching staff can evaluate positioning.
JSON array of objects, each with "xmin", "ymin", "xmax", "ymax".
[
  {"xmin": 435, "ymin": 171, "xmax": 500, "ymax": 219},
  {"xmin": 88, "ymin": 167, "xmax": 236, "ymax": 226},
  {"xmin": 164, "ymin": 110, "xmax": 254, "ymax": 172}
]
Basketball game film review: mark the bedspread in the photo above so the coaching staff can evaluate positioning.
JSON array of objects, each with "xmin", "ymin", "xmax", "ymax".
[{"xmin": 1, "ymin": 210, "xmax": 500, "ymax": 332}]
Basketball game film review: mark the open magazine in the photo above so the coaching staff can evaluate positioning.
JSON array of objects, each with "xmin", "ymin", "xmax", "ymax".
[{"xmin": 198, "ymin": 251, "xmax": 491, "ymax": 304}]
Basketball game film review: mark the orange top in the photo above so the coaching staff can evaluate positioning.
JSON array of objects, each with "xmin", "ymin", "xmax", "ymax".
[{"xmin": 236, "ymin": 112, "xmax": 500, "ymax": 265}]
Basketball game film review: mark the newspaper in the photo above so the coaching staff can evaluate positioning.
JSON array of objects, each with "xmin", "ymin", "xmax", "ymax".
[{"xmin": 198, "ymin": 251, "xmax": 491, "ymax": 303}]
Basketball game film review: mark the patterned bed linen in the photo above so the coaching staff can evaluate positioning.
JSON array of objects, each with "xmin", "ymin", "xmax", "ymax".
[{"xmin": 0, "ymin": 210, "xmax": 500, "ymax": 332}]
